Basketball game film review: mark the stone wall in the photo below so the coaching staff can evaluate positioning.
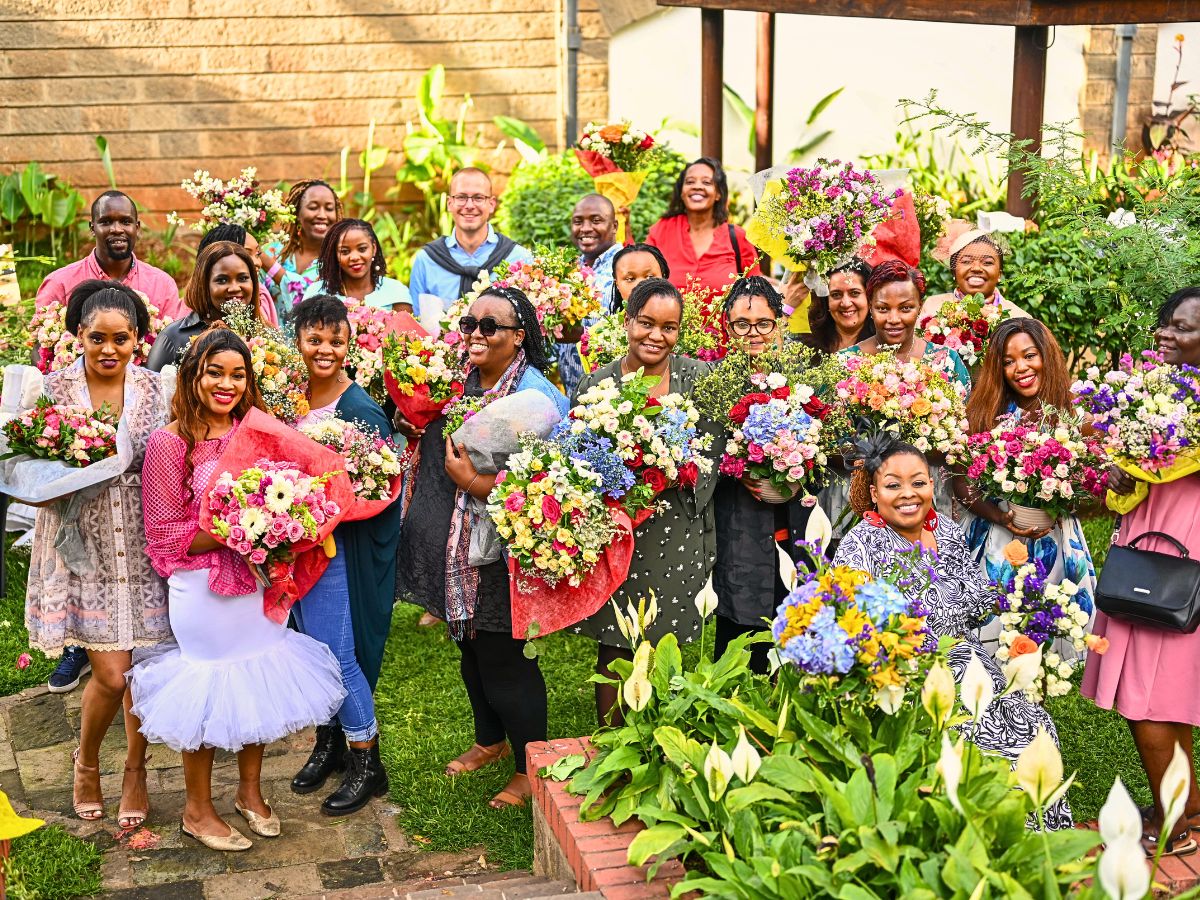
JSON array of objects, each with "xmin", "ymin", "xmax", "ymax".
[
  {"xmin": 0, "ymin": 0, "xmax": 611, "ymax": 218},
  {"xmin": 1080, "ymin": 24, "xmax": 1159, "ymax": 160}
]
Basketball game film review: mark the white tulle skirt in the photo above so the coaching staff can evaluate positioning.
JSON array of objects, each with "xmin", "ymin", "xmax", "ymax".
[{"xmin": 128, "ymin": 568, "xmax": 347, "ymax": 752}]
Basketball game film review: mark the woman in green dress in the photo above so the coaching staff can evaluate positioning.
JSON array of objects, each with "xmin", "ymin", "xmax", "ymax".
[{"xmin": 569, "ymin": 277, "xmax": 723, "ymax": 723}]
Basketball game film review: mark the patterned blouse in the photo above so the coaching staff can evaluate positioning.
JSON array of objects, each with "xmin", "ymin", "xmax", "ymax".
[{"xmin": 142, "ymin": 423, "xmax": 256, "ymax": 596}]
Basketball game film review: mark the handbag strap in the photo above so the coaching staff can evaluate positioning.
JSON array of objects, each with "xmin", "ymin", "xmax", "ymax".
[{"xmin": 1125, "ymin": 530, "xmax": 1191, "ymax": 558}]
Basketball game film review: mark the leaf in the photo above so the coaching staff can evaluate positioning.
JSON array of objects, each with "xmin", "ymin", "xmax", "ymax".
[
  {"xmin": 654, "ymin": 725, "xmax": 702, "ymax": 772},
  {"xmin": 94, "ymin": 134, "xmax": 117, "ymax": 189},
  {"xmin": 359, "ymin": 145, "xmax": 389, "ymax": 173},
  {"xmin": 722, "ymin": 783, "xmax": 795, "ymax": 813},
  {"xmin": 418, "ymin": 64, "xmax": 445, "ymax": 122},
  {"xmin": 0, "ymin": 175, "xmax": 25, "ymax": 223},
  {"xmin": 627, "ymin": 823, "xmax": 686, "ymax": 866},
  {"xmin": 19, "ymin": 162, "xmax": 47, "ymax": 216},
  {"xmin": 652, "ymin": 633, "xmax": 682, "ymax": 693},
  {"xmin": 492, "ymin": 115, "xmax": 546, "ymax": 153},
  {"xmin": 539, "ymin": 753, "xmax": 586, "ymax": 781},
  {"xmin": 789, "ymin": 131, "xmax": 833, "ymax": 161},
  {"xmin": 806, "ymin": 87, "xmax": 844, "ymax": 125},
  {"xmin": 43, "ymin": 188, "xmax": 80, "ymax": 229}
]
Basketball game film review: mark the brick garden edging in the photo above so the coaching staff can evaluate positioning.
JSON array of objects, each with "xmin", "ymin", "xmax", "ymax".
[{"xmin": 527, "ymin": 737, "xmax": 687, "ymax": 899}]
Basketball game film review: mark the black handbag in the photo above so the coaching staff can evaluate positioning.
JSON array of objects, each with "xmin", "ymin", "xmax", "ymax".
[{"xmin": 1095, "ymin": 528, "xmax": 1200, "ymax": 633}]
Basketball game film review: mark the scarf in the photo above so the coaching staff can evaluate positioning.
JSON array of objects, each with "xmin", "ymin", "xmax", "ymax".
[
  {"xmin": 421, "ymin": 233, "xmax": 517, "ymax": 299},
  {"xmin": 444, "ymin": 350, "xmax": 529, "ymax": 639}
]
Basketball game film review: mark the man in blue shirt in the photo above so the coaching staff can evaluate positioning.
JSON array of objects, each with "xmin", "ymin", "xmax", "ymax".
[
  {"xmin": 408, "ymin": 168, "xmax": 532, "ymax": 316},
  {"xmin": 557, "ymin": 194, "xmax": 620, "ymax": 395}
]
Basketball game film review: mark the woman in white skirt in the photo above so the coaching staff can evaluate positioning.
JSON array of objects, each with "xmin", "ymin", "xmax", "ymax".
[{"xmin": 130, "ymin": 328, "xmax": 346, "ymax": 851}]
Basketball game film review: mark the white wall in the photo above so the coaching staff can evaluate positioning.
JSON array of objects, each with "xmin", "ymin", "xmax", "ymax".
[
  {"xmin": 610, "ymin": 9, "xmax": 1088, "ymax": 177},
  {"xmin": 1155, "ymin": 25, "xmax": 1200, "ymax": 112}
]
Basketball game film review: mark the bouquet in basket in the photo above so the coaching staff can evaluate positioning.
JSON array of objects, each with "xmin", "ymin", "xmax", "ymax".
[
  {"xmin": 964, "ymin": 411, "xmax": 1108, "ymax": 521},
  {"xmin": 30, "ymin": 295, "xmax": 171, "ymax": 374},
  {"xmin": 919, "ymin": 293, "xmax": 1007, "ymax": 368},
  {"xmin": 821, "ymin": 351, "xmax": 968, "ymax": 460},
  {"xmin": 992, "ymin": 543, "xmax": 1093, "ymax": 703},
  {"xmin": 717, "ymin": 371, "xmax": 830, "ymax": 504},
  {"xmin": 343, "ymin": 298, "xmax": 396, "ymax": 404},
  {"xmin": 298, "ymin": 418, "xmax": 403, "ymax": 502},
  {"xmin": 747, "ymin": 160, "xmax": 901, "ymax": 288},
  {"xmin": 574, "ymin": 121, "xmax": 664, "ymax": 242},
  {"xmin": 1, "ymin": 396, "xmax": 117, "ymax": 467},
  {"xmin": 489, "ymin": 434, "xmax": 620, "ymax": 588},
  {"xmin": 168, "ymin": 167, "xmax": 293, "ymax": 244},
  {"xmin": 560, "ymin": 370, "xmax": 713, "ymax": 519},
  {"xmin": 381, "ymin": 332, "xmax": 465, "ymax": 429}
]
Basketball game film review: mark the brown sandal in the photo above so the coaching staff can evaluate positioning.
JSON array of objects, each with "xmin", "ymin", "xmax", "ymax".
[
  {"xmin": 72, "ymin": 748, "xmax": 105, "ymax": 821},
  {"xmin": 445, "ymin": 742, "xmax": 511, "ymax": 777},
  {"xmin": 118, "ymin": 758, "xmax": 151, "ymax": 830},
  {"xmin": 489, "ymin": 774, "xmax": 531, "ymax": 810}
]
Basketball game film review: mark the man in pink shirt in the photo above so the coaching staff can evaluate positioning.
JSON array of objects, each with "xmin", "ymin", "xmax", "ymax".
[{"xmin": 36, "ymin": 191, "xmax": 184, "ymax": 321}]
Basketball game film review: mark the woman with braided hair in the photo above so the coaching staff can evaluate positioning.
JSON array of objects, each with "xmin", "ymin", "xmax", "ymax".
[
  {"xmin": 304, "ymin": 218, "xmax": 412, "ymax": 312},
  {"xmin": 260, "ymin": 180, "xmax": 343, "ymax": 321},
  {"xmin": 833, "ymin": 433, "xmax": 1072, "ymax": 831}
]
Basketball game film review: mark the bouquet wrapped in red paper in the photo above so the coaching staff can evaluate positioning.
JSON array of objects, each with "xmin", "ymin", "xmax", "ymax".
[
  {"xmin": 381, "ymin": 331, "xmax": 465, "ymax": 430},
  {"xmin": 199, "ymin": 408, "xmax": 355, "ymax": 622}
]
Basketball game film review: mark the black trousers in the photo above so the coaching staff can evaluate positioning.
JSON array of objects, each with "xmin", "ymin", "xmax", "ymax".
[{"xmin": 457, "ymin": 629, "xmax": 547, "ymax": 774}]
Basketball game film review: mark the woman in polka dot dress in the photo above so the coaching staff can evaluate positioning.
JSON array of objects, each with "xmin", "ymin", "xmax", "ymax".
[{"xmin": 570, "ymin": 278, "xmax": 723, "ymax": 723}]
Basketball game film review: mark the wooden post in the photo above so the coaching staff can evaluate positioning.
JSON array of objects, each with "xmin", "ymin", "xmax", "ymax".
[
  {"xmin": 755, "ymin": 12, "xmax": 775, "ymax": 172},
  {"xmin": 1007, "ymin": 24, "xmax": 1049, "ymax": 217},
  {"xmin": 701, "ymin": 7, "xmax": 724, "ymax": 159}
]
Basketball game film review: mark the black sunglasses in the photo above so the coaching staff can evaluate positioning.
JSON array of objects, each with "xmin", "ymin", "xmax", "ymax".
[{"xmin": 459, "ymin": 315, "xmax": 519, "ymax": 337}]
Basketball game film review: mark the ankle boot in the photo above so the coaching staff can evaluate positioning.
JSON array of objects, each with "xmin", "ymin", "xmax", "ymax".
[
  {"xmin": 321, "ymin": 741, "xmax": 389, "ymax": 816},
  {"xmin": 292, "ymin": 724, "xmax": 347, "ymax": 794}
]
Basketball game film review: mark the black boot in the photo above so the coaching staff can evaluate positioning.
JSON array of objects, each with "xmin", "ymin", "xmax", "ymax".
[
  {"xmin": 321, "ymin": 741, "xmax": 389, "ymax": 816},
  {"xmin": 292, "ymin": 724, "xmax": 347, "ymax": 795}
]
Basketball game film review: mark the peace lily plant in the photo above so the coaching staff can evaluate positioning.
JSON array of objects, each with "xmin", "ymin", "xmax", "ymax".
[{"xmin": 546, "ymin": 546, "xmax": 1191, "ymax": 899}]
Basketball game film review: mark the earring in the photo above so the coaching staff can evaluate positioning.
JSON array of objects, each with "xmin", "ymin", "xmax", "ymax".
[
  {"xmin": 863, "ymin": 510, "xmax": 885, "ymax": 528},
  {"xmin": 923, "ymin": 508, "xmax": 939, "ymax": 532}
]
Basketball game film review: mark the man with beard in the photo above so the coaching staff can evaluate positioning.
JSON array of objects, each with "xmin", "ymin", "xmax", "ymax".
[
  {"xmin": 37, "ymin": 191, "xmax": 183, "ymax": 320},
  {"xmin": 556, "ymin": 193, "xmax": 621, "ymax": 396},
  {"xmin": 32, "ymin": 190, "xmax": 181, "ymax": 696}
]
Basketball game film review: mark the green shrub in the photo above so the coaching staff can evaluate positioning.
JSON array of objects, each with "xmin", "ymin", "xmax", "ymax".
[{"xmin": 496, "ymin": 150, "xmax": 686, "ymax": 250}]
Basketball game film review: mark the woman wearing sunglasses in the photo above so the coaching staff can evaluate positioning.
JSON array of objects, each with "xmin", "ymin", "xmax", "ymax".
[
  {"xmin": 710, "ymin": 276, "xmax": 813, "ymax": 673},
  {"xmin": 394, "ymin": 286, "xmax": 567, "ymax": 811}
]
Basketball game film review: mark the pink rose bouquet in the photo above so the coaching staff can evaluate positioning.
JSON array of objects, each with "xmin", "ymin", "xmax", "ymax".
[
  {"xmin": 343, "ymin": 298, "xmax": 395, "ymax": 404},
  {"xmin": 1, "ymin": 396, "xmax": 117, "ymax": 467}
]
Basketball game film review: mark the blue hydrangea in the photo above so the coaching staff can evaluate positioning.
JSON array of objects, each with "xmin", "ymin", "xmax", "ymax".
[
  {"xmin": 740, "ymin": 399, "xmax": 813, "ymax": 448},
  {"xmin": 778, "ymin": 605, "xmax": 855, "ymax": 675},
  {"xmin": 854, "ymin": 581, "xmax": 909, "ymax": 626},
  {"xmin": 550, "ymin": 425, "xmax": 636, "ymax": 500}
]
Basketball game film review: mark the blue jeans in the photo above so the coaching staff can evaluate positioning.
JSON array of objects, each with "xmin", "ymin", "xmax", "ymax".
[{"xmin": 291, "ymin": 535, "xmax": 379, "ymax": 742}]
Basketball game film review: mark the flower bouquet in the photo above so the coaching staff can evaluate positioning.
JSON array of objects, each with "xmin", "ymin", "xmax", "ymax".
[
  {"xmin": 343, "ymin": 298, "xmax": 397, "ymax": 404},
  {"xmin": 821, "ymin": 351, "xmax": 969, "ymax": 460},
  {"xmin": 964, "ymin": 412, "xmax": 1108, "ymax": 528},
  {"xmin": 747, "ymin": 160, "xmax": 901, "ymax": 293},
  {"xmin": 381, "ymin": 332, "xmax": 465, "ymax": 430},
  {"xmin": 574, "ymin": 121, "xmax": 663, "ymax": 242},
  {"xmin": 220, "ymin": 301, "xmax": 309, "ymax": 423},
  {"xmin": 993, "ymin": 545, "xmax": 1092, "ymax": 703},
  {"xmin": 199, "ymin": 407, "xmax": 354, "ymax": 621},
  {"xmin": 298, "ymin": 417, "xmax": 404, "ymax": 519},
  {"xmin": 478, "ymin": 248, "xmax": 603, "ymax": 343},
  {"xmin": 168, "ymin": 167, "xmax": 294, "ymax": 244},
  {"xmin": 717, "ymin": 371, "xmax": 829, "ymax": 504},
  {"xmin": 919, "ymin": 293, "xmax": 1008, "ymax": 368},
  {"xmin": 30, "ymin": 294, "xmax": 172, "ymax": 374},
  {"xmin": 1, "ymin": 395, "xmax": 117, "ymax": 467},
  {"xmin": 772, "ymin": 552, "xmax": 935, "ymax": 714}
]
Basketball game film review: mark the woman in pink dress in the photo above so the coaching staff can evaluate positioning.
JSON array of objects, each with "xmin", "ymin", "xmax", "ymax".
[{"xmin": 1082, "ymin": 285, "xmax": 1200, "ymax": 856}]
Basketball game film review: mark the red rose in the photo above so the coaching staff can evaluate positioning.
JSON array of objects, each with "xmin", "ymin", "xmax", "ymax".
[
  {"xmin": 638, "ymin": 134, "xmax": 655, "ymax": 150},
  {"xmin": 645, "ymin": 397, "xmax": 661, "ymax": 408},
  {"xmin": 642, "ymin": 467, "xmax": 668, "ymax": 493},
  {"xmin": 729, "ymin": 400, "xmax": 751, "ymax": 425},
  {"xmin": 531, "ymin": 471, "xmax": 548, "ymax": 482},
  {"xmin": 930, "ymin": 333, "xmax": 946, "ymax": 345},
  {"xmin": 628, "ymin": 445, "xmax": 644, "ymax": 467},
  {"xmin": 803, "ymin": 396, "xmax": 830, "ymax": 419},
  {"xmin": 918, "ymin": 315, "xmax": 932, "ymax": 330},
  {"xmin": 972, "ymin": 319, "xmax": 990, "ymax": 336},
  {"xmin": 541, "ymin": 494, "xmax": 562, "ymax": 525},
  {"xmin": 678, "ymin": 461, "xmax": 699, "ymax": 488},
  {"xmin": 771, "ymin": 386, "xmax": 791, "ymax": 400}
]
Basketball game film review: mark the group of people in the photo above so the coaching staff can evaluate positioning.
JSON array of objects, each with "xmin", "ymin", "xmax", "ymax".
[{"xmin": 20, "ymin": 155, "xmax": 1200, "ymax": 856}]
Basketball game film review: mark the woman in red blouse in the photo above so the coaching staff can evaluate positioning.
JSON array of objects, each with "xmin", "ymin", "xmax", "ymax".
[{"xmin": 646, "ymin": 157, "xmax": 761, "ymax": 302}]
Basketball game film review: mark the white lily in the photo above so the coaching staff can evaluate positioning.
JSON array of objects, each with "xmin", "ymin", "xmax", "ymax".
[
  {"xmin": 695, "ymin": 578, "xmax": 718, "ymax": 619},
  {"xmin": 622, "ymin": 642, "xmax": 653, "ymax": 712},
  {"xmin": 730, "ymin": 726, "xmax": 762, "ymax": 783},
  {"xmin": 921, "ymin": 660, "xmax": 956, "ymax": 729},
  {"xmin": 1015, "ymin": 728, "xmax": 1064, "ymax": 808},
  {"xmin": 874, "ymin": 684, "xmax": 904, "ymax": 715},
  {"xmin": 960, "ymin": 652, "xmax": 994, "ymax": 723},
  {"xmin": 936, "ymin": 732, "xmax": 964, "ymax": 814},
  {"xmin": 1098, "ymin": 777, "xmax": 1142, "ymax": 846},
  {"xmin": 1097, "ymin": 836, "xmax": 1151, "ymax": 899},
  {"xmin": 766, "ymin": 648, "xmax": 783, "ymax": 676},
  {"xmin": 1001, "ymin": 646, "xmax": 1042, "ymax": 697},
  {"xmin": 1160, "ymin": 741, "xmax": 1191, "ymax": 839},
  {"xmin": 804, "ymin": 503, "xmax": 833, "ymax": 553},
  {"xmin": 704, "ymin": 741, "xmax": 734, "ymax": 801}
]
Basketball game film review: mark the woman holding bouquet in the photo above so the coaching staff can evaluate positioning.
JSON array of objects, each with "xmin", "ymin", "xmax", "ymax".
[
  {"xmin": 395, "ymin": 286, "xmax": 567, "ymax": 809},
  {"xmin": 147, "ymin": 242, "xmax": 266, "ymax": 372},
  {"xmin": 571, "ymin": 277, "xmax": 722, "ymax": 720},
  {"xmin": 920, "ymin": 225, "xmax": 1028, "ymax": 322},
  {"xmin": 131, "ymin": 328, "xmax": 346, "ymax": 850},
  {"xmin": 609, "ymin": 243, "xmax": 671, "ymax": 314},
  {"xmin": 955, "ymin": 318, "xmax": 1097, "ymax": 650},
  {"xmin": 1083, "ymin": 287, "xmax": 1200, "ymax": 855},
  {"xmin": 710, "ymin": 276, "xmax": 813, "ymax": 672},
  {"xmin": 834, "ymin": 434, "xmax": 1072, "ymax": 831},
  {"xmin": 25, "ymin": 280, "xmax": 170, "ymax": 829},
  {"xmin": 197, "ymin": 225, "xmax": 279, "ymax": 327},
  {"xmin": 303, "ymin": 219, "xmax": 412, "ymax": 312},
  {"xmin": 287, "ymin": 294, "xmax": 401, "ymax": 814}
]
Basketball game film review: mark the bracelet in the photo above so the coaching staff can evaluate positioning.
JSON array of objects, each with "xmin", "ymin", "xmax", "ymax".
[
  {"xmin": 267, "ymin": 261, "xmax": 283, "ymax": 280},
  {"xmin": 466, "ymin": 474, "xmax": 480, "ymax": 494}
]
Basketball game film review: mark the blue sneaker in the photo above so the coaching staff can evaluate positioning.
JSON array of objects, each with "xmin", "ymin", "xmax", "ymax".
[{"xmin": 47, "ymin": 646, "xmax": 91, "ymax": 694}]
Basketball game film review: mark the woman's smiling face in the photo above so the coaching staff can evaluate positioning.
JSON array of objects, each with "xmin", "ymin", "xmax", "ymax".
[{"xmin": 198, "ymin": 350, "xmax": 248, "ymax": 417}]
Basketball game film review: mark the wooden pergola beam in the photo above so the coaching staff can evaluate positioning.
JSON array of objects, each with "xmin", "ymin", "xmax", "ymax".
[
  {"xmin": 1007, "ymin": 25, "xmax": 1049, "ymax": 216},
  {"xmin": 701, "ymin": 8, "xmax": 724, "ymax": 159}
]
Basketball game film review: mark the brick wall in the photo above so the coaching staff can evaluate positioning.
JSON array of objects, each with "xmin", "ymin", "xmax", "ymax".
[
  {"xmin": 1081, "ymin": 24, "xmax": 1158, "ymax": 160},
  {"xmin": 0, "ymin": 0, "xmax": 611, "ymax": 219}
]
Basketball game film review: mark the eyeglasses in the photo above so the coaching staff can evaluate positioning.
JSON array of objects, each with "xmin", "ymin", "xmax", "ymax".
[
  {"xmin": 459, "ymin": 315, "xmax": 519, "ymax": 337},
  {"xmin": 729, "ymin": 319, "xmax": 778, "ymax": 336},
  {"xmin": 449, "ymin": 194, "xmax": 493, "ymax": 206}
]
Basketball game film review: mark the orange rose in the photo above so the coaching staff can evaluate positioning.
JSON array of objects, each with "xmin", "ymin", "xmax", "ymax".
[
  {"xmin": 599, "ymin": 124, "xmax": 625, "ymax": 143},
  {"xmin": 1086, "ymin": 634, "xmax": 1110, "ymax": 655},
  {"xmin": 910, "ymin": 397, "xmax": 933, "ymax": 417},
  {"xmin": 1010, "ymin": 634, "xmax": 1039, "ymax": 657},
  {"xmin": 1002, "ymin": 541, "xmax": 1029, "ymax": 566}
]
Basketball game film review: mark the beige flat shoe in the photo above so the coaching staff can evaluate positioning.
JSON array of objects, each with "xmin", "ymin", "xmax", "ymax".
[
  {"xmin": 234, "ymin": 800, "xmax": 281, "ymax": 838},
  {"xmin": 181, "ymin": 819, "xmax": 252, "ymax": 852}
]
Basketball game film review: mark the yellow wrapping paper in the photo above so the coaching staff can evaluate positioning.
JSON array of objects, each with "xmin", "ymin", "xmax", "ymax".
[
  {"xmin": 1105, "ymin": 451, "xmax": 1200, "ymax": 514},
  {"xmin": 593, "ymin": 171, "xmax": 647, "ymax": 244}
]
